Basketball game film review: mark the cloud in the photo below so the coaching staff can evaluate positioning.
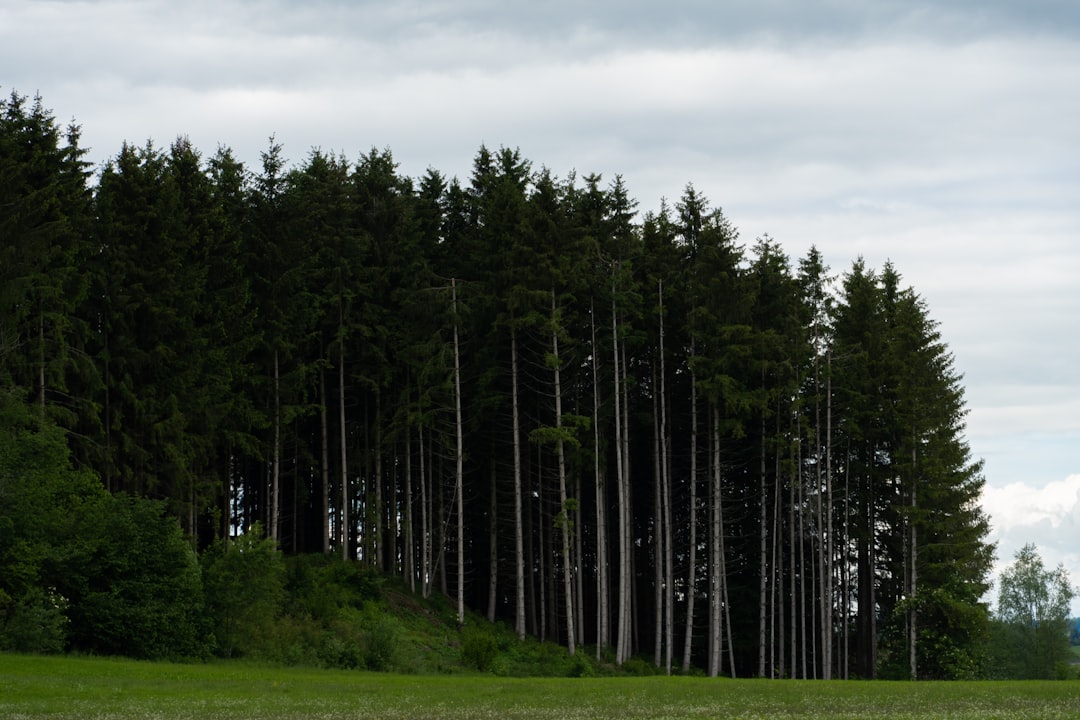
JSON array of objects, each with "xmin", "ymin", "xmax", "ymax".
[
  {"xmin": 982, "ymin": 475, "xmax": 1080, "ymax": 613},
  {"xmin": 983, "ymin": 475, "xmax": 1080, "ymax": 533}
]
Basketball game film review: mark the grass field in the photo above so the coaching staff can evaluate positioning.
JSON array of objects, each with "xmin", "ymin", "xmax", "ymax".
[{"xmin": 2, "ymin": 653, "xmax": 1078, "ymax": 720}]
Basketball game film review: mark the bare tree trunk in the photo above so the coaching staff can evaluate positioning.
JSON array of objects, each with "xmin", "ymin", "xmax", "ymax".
[
  {"xmin": 591, "ymin": 303, "xmax": 609, "ymax": 657},
  {"xmin": 320, "ymin": 369, "xmax": 331, "ymax": 553},
  {"xmin": 797, "ymin": 404, "xmax": 807, "ymax": 679},
  {"xmin": 681, "ymin": 343, "xmax": 698, "ymax": 673},
  {"xmin": 621, "ymin": 331, "xmax": 633, "ymax": 659},
  {"xmin": 709, "ymin": 404, "xmax": 722, "ymax": 678},
  {"xmin": 538, "ymin": 450, "xmax": 547, "ymax": 641},
  {"xmin": 824, "ymin": 350, "xmax": 834, "ymax": 679},
  {"xmin": 909, "ymin": 430, "xmax": 918, "ymax": 680},
  {"xmin": 652, "ymin": 365, "xmax": 663, "ymax": 669},
  {"xmin": 339, "ymin": 343, "xmax": 349, "ymax": 560},
  {"xmin": 488, "ymin": 461, "xmax": 498, "ymax": 623},
  {"xmin": 842, "ymin": 441, "xmax": 850, "ymax": 680},
  {"xmin": 575, "ymin": 481, "xmax": 585, "ymax": 648},
  {"xmin": 437, "ymin": 445, "xmax": 448, "ymax": 597},
  {"xmin": 271, "ymin": 349, "xmax": 281, "ymax": 542},
  {"xmin": 405, "ymin": 409, "xmax": 415, "ymax": 592},
  {"xmin": 552, "ymin": 292, "xmax": 576, "ymax": 655},
  {"xmin": 773, "ymin": 443, "xmax": 783, "ymax": 678},
  {"xmin": 654, "ymin": 279, "xmax": 674, "ymax": 674},
  {"xmin": 38, "ymin": 312, "xmax": 46, "ymax": 411},
  {"xmin": 612, "ymin": 292, "xmax": 630, "ymax": 665},
  {"xmin": 375, "ymin": 391, "xmax": 384, "ymax": 570},
  {"xmin": 420, "ymin": 423, "xmax": 430, "ymax": 598},
  {"xmin": 758, "ymin": 404, "xmax": 768, "ymax": 678},
  {"xmin": 512, "ymin": 327, "xmax": 527, "ymax": 640},
  {"xmin": 710, "ymin": 404, "xmax": 736, "ymax": 678},
  {"xmin": 452, "ymin": 278, "xmax": 465, "ymax": 625},
  {"xmin": 789, "ymin": 414, "xmax": 797, "ymax": 677}
]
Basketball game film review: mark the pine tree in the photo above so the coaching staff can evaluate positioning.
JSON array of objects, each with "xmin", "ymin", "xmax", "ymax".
[{"xmin": 0, "ymin": 92, "xmax": 94, "ymax": 440}]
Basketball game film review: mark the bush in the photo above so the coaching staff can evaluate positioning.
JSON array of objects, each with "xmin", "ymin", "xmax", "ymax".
[
  {"xmin": 362, "ymin": 608, "xmax": 398, "ymax": 671},
  {"xmin": 60, "ymin": 493, "xmax": 210, "ymax": 660},
  {"xmin": 202, "ymin": 527, "xmax": 285, "ymax": 659},
  {"xmin": 461, "ymin": 626, "xmax": 499, "ymax": 671},
  {"xmin": 0, "ymin": 588, "xmax": 68, "ymax": 654},
  {"xmin": 567, "ymin": 651, "xmax": 596, "ymax": 678}
]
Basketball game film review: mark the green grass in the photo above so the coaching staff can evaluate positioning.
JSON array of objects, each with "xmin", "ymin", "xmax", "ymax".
[{"xmin": 2, "ymin": 654, "xmax": 1079, "ymax": 719}]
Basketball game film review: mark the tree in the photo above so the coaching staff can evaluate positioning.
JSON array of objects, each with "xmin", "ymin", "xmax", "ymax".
[
  {"xmin": 992, "ymin": 544, "xmax": 1075, "ymax": 679},
  {"xmin": 0, "ymin": 387, "xmax": 208, "ymax": 659},
  {"xmin": 202, "ymin": 526, "xmax": 285, "ymax": 658}
]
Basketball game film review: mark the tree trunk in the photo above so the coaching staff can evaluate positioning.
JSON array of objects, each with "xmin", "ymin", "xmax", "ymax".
[
  {"xmin": 339, "ymin": 341, "xmax": 349, "ymax": 560},
  {"xmin": 271, "ymin": 349, "xmax": 281, "ymax": 542},
  {"xmin": 452, "ymin": 278, "xmax": 465, "ymax": 625},
  {"xmin": 405, "ymin": 408, "xmax": 415, "ymax": 592},
  {"xmin": 38, "ymin": 311, "xmax": 46, "ymax": 412},
  {"xmin": 375, "ymin": 390, "xmax": 385, "ymax": 571},
  {"xmin": 320, "ymin": 369, "xmax": 331, "ymax": 554},
  {"xmin": 824, "ymin": 350, "xmax": 834, "ymax": 679},
  {"xmin": 552, "ymin": 292, "xmax": 575, "ymax": 655},
  {"xmin": 612, "ymin": 292, "xmax": 630, "ymax": 665},
  {"xmin": 759, "ymin": 404, "xmax": 768, "ymax": 678},
  {"xmin": 621, "ymin": 330, "xmax": 633, "ymax": 659},
  {"xmin": 652, "ymin": 363, "xmax": 663, "ymax": 668},
  {"xmin": 488, "ymin": 460, "xmax": 498, "ymax": 623},
  {"xmin": 681, "ymin": 343, "xmax": 698, "ymax": 673},
  {"xmin": 512, "ymin": 327, "xmax": 527, "ymax": 640},
  {"xmin": 591, "ymin": 303, "xmax": 609, "ymax": 656},
  {"xmin": 575, "ymin": 479, "xmax": 585, "ymax": 648},
  {"xmin": 420, "ymin": 423, "xmax": 430, "ymax": 598},
  {"xmin": 909, "ymin": 430, "xmax": 918, "ymax": 680},
  {"xmin": 709, "ymin": 404, "xmax": 722, "ymax": 678},
  {"xmin": 658, "ymin": 279, "xmax": 674, "ymax": 675}
]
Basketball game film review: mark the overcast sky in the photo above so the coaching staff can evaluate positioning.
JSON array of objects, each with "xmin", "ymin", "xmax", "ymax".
[{"xmin": 4, "ymin": 0, "xmax": 1079, "ymax": 610}]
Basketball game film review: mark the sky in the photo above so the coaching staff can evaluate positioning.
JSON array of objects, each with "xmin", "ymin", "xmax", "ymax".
[{"xmin": 4, "ymin": 0, "xmax": 1079, "ymax": 611}]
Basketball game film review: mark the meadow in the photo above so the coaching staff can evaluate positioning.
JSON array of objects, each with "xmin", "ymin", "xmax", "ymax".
[{"xmin": 2, "ymin": 654, "xmax": 1079, "ymax": 720}]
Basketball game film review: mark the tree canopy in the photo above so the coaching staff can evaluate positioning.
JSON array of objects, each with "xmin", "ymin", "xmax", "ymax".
[{"xmin": 0, "ymin": 90, "xmax": 1001, "ymax": 678}]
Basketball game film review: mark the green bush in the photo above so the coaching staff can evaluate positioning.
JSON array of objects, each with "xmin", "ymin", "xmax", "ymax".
[
  {"xmin": 0, "ymin": 587, "xmax": 68, "ymax": 654},
  {"xmin": 362, "ymin": 607, "xmax": 398, "ymax": 671},
  {"xmin": 59, "ymin": 493, "xmax": 210, "ymax": 660},
  {"xmin": 567, "ymin": 651, "xmax": 596, "ymax": 677},
  {"xmin": 201, "ymin": 527, "xmax": 285, "ymax": 659},
  {"xmin": 461, "ymin": 626, "xmax": 499, "ymax": 671}
]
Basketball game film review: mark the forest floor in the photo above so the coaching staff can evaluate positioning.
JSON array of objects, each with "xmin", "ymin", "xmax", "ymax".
[{"xmin": 3, "ymin": 653, "xmax": 1080, "ymax": 720}]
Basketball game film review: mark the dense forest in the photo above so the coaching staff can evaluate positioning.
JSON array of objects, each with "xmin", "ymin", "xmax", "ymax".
[{"xmin": 1, "ymin": 91, "xmax": 997, "ymax": 678}]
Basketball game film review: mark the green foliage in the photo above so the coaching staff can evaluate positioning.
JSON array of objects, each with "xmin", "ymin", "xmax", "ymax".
[
  {"xmin": 201, "ymin": 527, "xmax": 285, "ymax": 658},
  {"xmin": 879, "ymin": 588, "xmax": 989, "ymax": 680},
  {"xmin": 0, "ymin": 389, "xmax": 208, "ymax": 660},
  {"xmin": 2, "ymin": 88, "xmax": 999, "ymax": 677},
  {"xmin": 60, "ymin": 493, "xmax": 210, "ymax": 660},
  {"xmin": 989, "ymin": 544, "xmax": 1076, "ymax": 679},
  {"xmin": 461, "ymin": 625, "xmax": 500, "ymax": 670},
  {"xmin": 0, "ymin": 588, "xmax": 68, "ymax": 654}
]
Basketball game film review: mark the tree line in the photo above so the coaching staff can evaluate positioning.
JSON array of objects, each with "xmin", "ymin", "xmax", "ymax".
[{"xmin": 2, "ymin": 90, "xmax": 996, "ymax": 678}]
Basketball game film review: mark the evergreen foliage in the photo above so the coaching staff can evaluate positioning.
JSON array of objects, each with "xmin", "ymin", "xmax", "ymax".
[{"xmin": 0, "ymin": 90, "xmax": 1004, "ymax": 678}]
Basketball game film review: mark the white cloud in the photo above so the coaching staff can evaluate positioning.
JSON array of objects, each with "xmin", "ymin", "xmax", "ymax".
[
  {"xmin": 982, "ymin": 475, "xmax": 1080, "ymax": 614},
  {"xmin": 982, "ymin": 475, "xmax": 1080, "ymax": 533}
]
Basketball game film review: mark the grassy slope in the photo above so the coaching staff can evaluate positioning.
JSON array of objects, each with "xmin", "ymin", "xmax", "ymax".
[{"xmin": 2, "ymin": 654, "xmax": 1080, "ymax": 720}]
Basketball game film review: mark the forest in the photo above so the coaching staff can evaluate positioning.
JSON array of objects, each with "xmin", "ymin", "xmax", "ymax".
[{"xmin": 1, "ymin": 91, "xmax": 1001, "ymax": 679}]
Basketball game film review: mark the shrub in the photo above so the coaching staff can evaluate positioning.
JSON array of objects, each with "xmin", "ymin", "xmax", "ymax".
[
  {"xmin": 0, "ymin": 588, "xmax": 68, "ymax": 654},
  {"xmin": 201, "ymin": 527, "xmax": 285, "ymax": 659},
  {"xmin": 362, "ymin": 606, "xmax": 399, "ymax": 671},
  {"xmin": 461, "ymin": 626, "xmax": 499, "ymax": 671}
]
